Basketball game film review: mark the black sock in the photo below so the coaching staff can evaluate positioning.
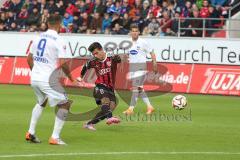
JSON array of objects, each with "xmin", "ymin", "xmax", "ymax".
[{"xmin": 87, "ymin": 105, "xmax": 112, "ymax": 125}]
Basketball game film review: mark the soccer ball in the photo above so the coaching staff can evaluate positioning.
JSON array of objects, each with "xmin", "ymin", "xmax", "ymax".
[{"xmin": 172, "ymin": 95, "xmax": 187, "ymax": 110}]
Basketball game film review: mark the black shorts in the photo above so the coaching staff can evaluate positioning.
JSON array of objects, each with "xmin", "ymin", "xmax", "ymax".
[{"xmin": 93, "ymin": 84, "xmax": 116, "ymax": 104}]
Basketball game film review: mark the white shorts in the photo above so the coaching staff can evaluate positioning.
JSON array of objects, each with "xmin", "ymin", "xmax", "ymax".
[
  {"xmin": 129, "ymin": 63, "xmax": 147, "ymax": 87},
  {"xmin": 129, "ymin": 70, "xmax": 147, "ymax": 87},
  {"xmin": 31, "ymin": 81, "xmax": 68, "ymax": 107}
]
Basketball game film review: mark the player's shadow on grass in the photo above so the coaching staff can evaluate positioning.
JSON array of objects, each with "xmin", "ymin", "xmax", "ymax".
[{"xmin": 49, "ymin": 59, "xmax": 173, "ymax": 121}]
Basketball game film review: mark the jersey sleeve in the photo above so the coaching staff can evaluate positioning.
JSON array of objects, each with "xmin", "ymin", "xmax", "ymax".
[{"xmin": 81, "ymin": 59, "xmax": 94, "ymax": 77}]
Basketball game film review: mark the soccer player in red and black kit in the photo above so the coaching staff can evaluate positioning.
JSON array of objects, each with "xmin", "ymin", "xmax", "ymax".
[{"xmin": 77, "ymin": 42, "xmax": 121, "ymax": 131}]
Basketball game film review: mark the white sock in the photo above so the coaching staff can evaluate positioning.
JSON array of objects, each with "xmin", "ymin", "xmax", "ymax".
[
  {"xmin": 140, "ymin": 91, "xmax": 151, "ymax": 107},
  {"xmin": 28, "ymin": 104, "xmax": 44, "ymax": 135},
  {"xmin": 130, "ymin": 90, "xmax": 139, "ymax": 108},
  {"xmin": 52, "ymin": 108, "xmax": 68, "ymax": 139}
]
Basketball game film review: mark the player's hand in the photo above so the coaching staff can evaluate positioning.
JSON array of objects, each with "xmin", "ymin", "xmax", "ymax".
[
  {"xmin": 69, "ymin": 77, "xmax": 78, "ymax": 86},
  {"xmin": 76, "ymin": 77, "xmax": 84, "ymax": 86},
  {"xmin": 76, "ymin": 77, "xmax": 83, "ymax": 82}
]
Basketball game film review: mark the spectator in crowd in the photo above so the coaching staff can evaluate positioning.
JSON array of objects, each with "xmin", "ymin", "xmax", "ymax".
[
  {"xmin": 140, "ymin": 0, "xmax": 150, "ymax": 19},
  {"xmin": 5, "ymin": 11, "xmax": 16, "ymax": 29},
  {"xmin": 9, "ymin": 0, "xmax": 23, "ymax": 14},
  {"xmin": 39, "ymin": 22, "xmax": 47, "ymax": 31},
  {"xmin": 181, "ymin": 1, "xmax": 192, "ymax": 17},
  {"xmin": 111, "ymin": 0, "xmax": 122, "ymax": 15},
  {"xmin": 85, "ymin": 0, "xmax": 94, "ymax": 14},
  {"xmin": 66, "ymin": 2, "xmax": 78, "ymax": 16},
  {"xmin": 104, "ymin": 27, "xmax": 111, "ymax": 34},
  {"xmin": 27, "ymin": 7, "xmax": 40, "ymax": 26},
  {"xmin": 0, "ymin": 0, "xmax": 234, "ymax": 37},
  {"xmin": 72, "ymin": 15, "xmax": 80, "ymax": 33},
  {"xmin": 120, "ymin": 0, "xmax": 131, "ymax": 16},
  {"xmin": 38, "ymin": 9, "xmax": 49, "ymax": 25},
  {"xmin": 122, "ymin": 12, "xmax": 131, "ymax": 31},
  {"xmin": 111, "ymin": 23, "xmax": 127, "ymax": 34},
  {"xmin": 131, "ymin": 13, "xmax": 144, "ymax": 31},
  {"xmin": 171, "ymin": 11, "xmax": 181, "ymax": 35},
  {"xmin": 200, "ymin": 0, "xmax": 210, "ymax": 18},
  {"xmin": 39, "ymin": 0, "xmax": 47, "ymax": 14},
  {"xmin": 46, "ymin": 0, "xmax": 57, "ymax": 14},
  {"xmin": 110, "ymin": 12, "xmax": 122, "ymax": 29},
  {"xmin": 1, "ymin": 0, "xmax": 11, "ymax": 12},
  {"xmin": 133, "ymin": 0, "xmax": 142, "ymax": 17},
  {"xmin": 148, "ymin": 0, "xmax": 161, "ymax": 18},
  {"xmin": 206, "ymin": 5, "xmax": 222, "ymax": 35},
  {"xmin": 102, "ymin": 13, "xmax": 112, "ymax": 33},
  {"xmin": 192, "ymin": 3, "xmax": 199, "ymax": 11},
  {"xmin": 0, "ymin": 12, "xmax": 6, "ymax": 24},
  {"xmin": 0, "ymin": 22, "xmax": 7, "ymax": 31},
  {"xmin": 93, "ymin": 0, "xmax": 105, "ymax": 16},
  {"xmin": 165, "ymin": 27, "xmax": 177, "ymax": 36},
  {"xmin": 196, "ymin": 0, "xmax": 203, "ymax": 8},
  {"xmin": 187, "ymin": 9, "xmax": 203, "ymax": 37},
  {"xmin": 56, "ymin": 0, "xmax": 65, "ymax": 16},
  {"xmin": 77, "ymin": 0, "xmax": 87, "ymax": 14},
  {"xmin": 62, "ymin": 12, "xmax": 73, "ymax": 32},
  {"xmin": 142, "ymin": 26, "xmax": 150, "ymax": 35},
  {"xmin": 148, "ymin": 17, "xmax": 160, "ymax": 35},
  {"xmin": 158, "ymin": 10, "xmax": 172, "ymax": 35},
  {"xmin": 90, "ymin": 12, "xmax": 102, "ymax": 34},
  {"xmin": 106, "ymin": 0, "xmax": 114, "ymax": 14},
  {"xmin": 78, "ymin": 12, "xmax": 91, "ymax": 33},
  {"xmin": 28, "ymin": 0, "xmax": 41, "ymax": 14},
  {"xmin": 211, "ymin": 0, "xmax": 228, "ymax": 6},
  {"xmin": 9, "ymin": 22, "xmax": 18, "ymax": 31},
  {"xmin": 28, "ymin": 24, "xmax": 37, "ymax": 32},
  {"xmin": 17, "ymin": 5, "xmax": 28, "ymax": 27}
]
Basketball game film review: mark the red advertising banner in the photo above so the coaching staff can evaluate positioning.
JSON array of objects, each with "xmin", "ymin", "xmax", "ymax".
[
  {"xmin": 0, "ymin": 57, "xmax": 239, "ymax": 96},
  {"xmin": 11, "ymin": 57, "xmax": 31, "ymax": 84},
  {"xmin": 0, "ymin": 57, "xmax": 15, "ymax": 83},
  {"xmin": 114, "ymin": 63, "xmax": 192, "ymax": 93},
  {"xmin": 151, "ymin": 63, "xmax": 192, "ymax": 93},
  {"xmin": 190, "ymin": 65, "xmax": 240, "ymax": 96}
]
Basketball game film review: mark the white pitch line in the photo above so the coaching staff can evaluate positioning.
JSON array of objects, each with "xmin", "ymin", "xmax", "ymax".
[{"xmin": 0, "ymin": 152, "xmax": 240, "ymax": 158}]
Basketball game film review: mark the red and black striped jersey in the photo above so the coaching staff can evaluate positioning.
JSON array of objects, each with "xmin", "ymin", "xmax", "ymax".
[{"xmin": 81, "ymin": 55, "xmax": 121, "ymax": 90}]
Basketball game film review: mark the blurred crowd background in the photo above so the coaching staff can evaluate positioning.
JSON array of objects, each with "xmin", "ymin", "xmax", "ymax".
[{"xmin": 0, "ymin": 0, "xmax": 238, "ymax": 37}]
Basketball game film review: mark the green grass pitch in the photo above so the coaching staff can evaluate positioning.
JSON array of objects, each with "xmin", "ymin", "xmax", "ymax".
[{"xmin": 0, "ymin": 84, "xmax": 240, "ymax": 160}]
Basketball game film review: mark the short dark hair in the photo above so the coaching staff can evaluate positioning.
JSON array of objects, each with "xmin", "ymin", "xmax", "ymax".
[
  {"xmin": 48, "ymin": 14, "xmax": 62, "ymax": 25},
  {"xmin": 130, "ymin": 24, "xmax": 139, "ymax": 31},
  {"xmin": 88, "ymin": 42, "xmax": 103, "ymax": 53}
]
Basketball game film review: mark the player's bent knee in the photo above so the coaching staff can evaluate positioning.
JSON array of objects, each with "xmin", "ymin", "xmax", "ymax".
[
  {"xmin": 138, "ymin": 87, "xmax": 144, "ymax": 93},
  {"xmin": 57, "ymin": 100, "xmax": 72, "ymax": 110},
  {"xmin": 39, "ymin": 98, "xmax": 48, "ymax": 107},
  {"xmin": 101, "ymin": 97, "xmax": 110, "ymax": 105},
  {"xmin": 110, "ymin": 101, "xmax": 116, "ymax": 111}
]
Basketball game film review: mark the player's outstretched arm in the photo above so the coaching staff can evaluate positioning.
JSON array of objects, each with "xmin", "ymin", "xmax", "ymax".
[
  {"xmin": 59, "ymin": 59, "xmax": 74, "ymax": 82},
  {"xmin": 77, "ymin": 60, "xmax": 92, "ymax": 83},
  {"xmin": 27, "ymin": 53, "xmax": 34, "ymax": 70},
  {"xmin": 150, "ymin": 52, "xmax": 158, "ymax": 73},
  {"xmin": 80, "ymin": 60, "xmax": 92, "ymax": 78}
]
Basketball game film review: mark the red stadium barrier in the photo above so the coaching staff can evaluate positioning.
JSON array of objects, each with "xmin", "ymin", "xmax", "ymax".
[
  {"xmin": 0, "ymin": 57, "xmax": 15, "ymax": 83},
  {"xmin": 0, "ymin": 57, "xmax": 239, "ymax": 96},
  {"xmin": 190, "ymin": 65, "xmax": 240, "ymax": 96},
  {"xmin": 11, "ymin": 57, "xmax": 31, "ymax": 84}
]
